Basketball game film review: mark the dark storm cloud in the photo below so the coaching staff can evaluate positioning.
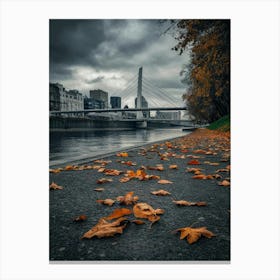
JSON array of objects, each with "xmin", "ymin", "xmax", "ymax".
[
  {"xmin": 84, "ymin": 75, "xmax": 105, "ymax": 84},
  {"xmin": 50, "ymin": 19, "xmax": 105, "ymax": 67},
  {"xmin": 49, "ymin": 19, "xmax": 189, "ymax": 101}
]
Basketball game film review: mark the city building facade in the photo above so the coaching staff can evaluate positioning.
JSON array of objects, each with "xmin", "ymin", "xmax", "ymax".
[
  {"xmin": 89, "ymin": 89, "xmax": 108, "ymax": 109},
  {"xmin": 155, "ymin": 111, "xmax": 181, "ymax": 120},
  {"xmin": 49, "ymin": 83, "xmax": 84, "ymax": 115},
  {"xmin": 110, "ymin": 96, "xmax": 121, "ymax": 108}
]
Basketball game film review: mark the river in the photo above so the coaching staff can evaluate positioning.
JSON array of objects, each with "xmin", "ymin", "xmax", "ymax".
[{"xmin": 50, "ymin": 128, "xmax": 190, "ymax": 167}]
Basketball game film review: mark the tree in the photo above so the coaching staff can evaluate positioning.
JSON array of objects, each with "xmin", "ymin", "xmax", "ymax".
[{"xmin": 173, "ymin": 20, "xmax": 230, "ymax": 123}]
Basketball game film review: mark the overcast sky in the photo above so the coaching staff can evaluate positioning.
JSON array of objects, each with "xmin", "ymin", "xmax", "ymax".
[{"xmin": 50, "ymin": 19, "xmax": 190, "ymax": 107}]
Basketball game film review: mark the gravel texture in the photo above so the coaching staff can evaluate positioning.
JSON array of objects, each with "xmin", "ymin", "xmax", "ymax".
[{"xmin": 49, "ymin": 133, "xmax": 230, "ymax": 261}]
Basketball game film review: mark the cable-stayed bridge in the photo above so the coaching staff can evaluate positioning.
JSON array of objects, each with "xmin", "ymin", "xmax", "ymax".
[{"xmin": 51, "ymin": 67, "xmax": 189, "ymax": 128}]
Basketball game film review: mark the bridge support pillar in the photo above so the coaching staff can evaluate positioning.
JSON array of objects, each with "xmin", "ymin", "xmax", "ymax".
[{"xmin": 136, "ymin": 120, "xmax": 147, "ymax": 129}]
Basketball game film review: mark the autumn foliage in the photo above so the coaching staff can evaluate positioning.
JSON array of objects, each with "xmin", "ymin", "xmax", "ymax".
[{"xmin": 173, "ymin": 20, "xmax": 230, "ymax": 123}]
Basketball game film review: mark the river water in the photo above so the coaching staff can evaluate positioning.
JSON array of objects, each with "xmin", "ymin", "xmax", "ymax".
[{"xmin": 50, "ymin": 128, "xmax": 190, "ymax": 167}]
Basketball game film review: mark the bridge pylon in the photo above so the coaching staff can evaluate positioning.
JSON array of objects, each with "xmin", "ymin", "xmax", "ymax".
[{"xmin": 136, "ymin": 67, "xmax": 144, "ymax": 119}]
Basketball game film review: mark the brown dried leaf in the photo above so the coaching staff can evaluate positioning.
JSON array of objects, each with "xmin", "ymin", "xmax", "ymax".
[
  {"xmin": 94, "ymin": 188, "xmax": 105, "ymax": 192},
  {"xmin": 133, "ymin": 203, "xmax": 163, "ymax": 224},
  {"xmin": 64, "ymin": 165, "xmax": 75, "ymax": 171},
  {"xmin": 169, "ymin": 164, "xmax": 178, "ymax": 169},
  {"xmin": 96, "ymin": 199, "xmax": 115, "ymax": 206},
  {"xmin": 49, "ymin": 182, "xmax": 63, "ymax": 190},
  {"xmin": 105, "ymin": 208, "xmax": 132, "ymax": 220},
  {"xmin": 172, "ymin": 200, "xmax": 207, "ymax": 206},
  {"xmin": 151, "ymin": 189, "xmax": 171, "ymax": 196},
  {"xmin": 157, "ymin": 179, "xmax": 173, "ymax": 184},
  {"xmin": 103, "ymin": 169, "xmax": 123, "ymax": 176},
  {"xmin": 147, "ymin": 165, "xmax": 164, "ymax": 171},
  {"xmin": 116, "ymin": 191, "xmax": 139, "ymax": 205},
  {"xmin": 187, "ymin": 160, "xmax": 201, "ymax": 165},
  {"xmin": 218, "ymin": 180, "xmax": 230, "ymax": 187},
  {"xmin": 82, "ymin": 217, "xmax": 127, "ymax": 239},
  {"xmin": 94, "ymin": 159, "xmax": 112, "ymax": 165},
  {"xmin": 74, "ymin": 215, "xmax": 87, "ymax": 222},
  {"xmin": 174, "ymin": 226, "xmax": 215, "ymax": 244},
  {"xmin": 119, "ymin": 177, "xmax": 131, "ymax": 183},
  {"xmin": 116, "ymin": 152, "xmax": 128, "ymax": 157},
  {"xmin": 192, "ymin": 174, "xmax": 207, "ymax": 180},
  {"xmin": 96, "ymin": 178, "xmax": 113, "ymax": 184},
  {"xmin": 120, "ymin": 161, "xmax": 136, "ymax": 166}
]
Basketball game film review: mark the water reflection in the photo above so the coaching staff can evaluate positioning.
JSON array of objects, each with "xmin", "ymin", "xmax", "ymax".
[{"xmin": 50, "ymin": 128, "xmax": 189, "ymax": 166}]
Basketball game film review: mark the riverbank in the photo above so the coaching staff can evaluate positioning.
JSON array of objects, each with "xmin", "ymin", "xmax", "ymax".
[{"xmin": 49, "ymin": 128, "xmax": 230, "ymax": 261}]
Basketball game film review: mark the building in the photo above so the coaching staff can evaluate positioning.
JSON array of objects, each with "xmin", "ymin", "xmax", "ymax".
[
  {"xmin": 155, "ymin": 111, "xmax": 181, "ymax": 120},
  {"xmin": 84, "ymin": 97, "xmax": 105, "ymax": 109},
  {"xmin": 110, "ymin": 96, "xmax": 121, "ymax": 108},
  {"xmin": 89, "ymin": 89, "xmax": 108, "ymax": 109},
  {"xmin": 49, "ymin": 83, "xmax": 61, "ymax": 111},
  {"xmin": 135, "ymin": 95, "xmax": 149, "ymax": 118},
  {"xmin": 49, "ymin": 83, "xmax": 84, "ymax": 116}
]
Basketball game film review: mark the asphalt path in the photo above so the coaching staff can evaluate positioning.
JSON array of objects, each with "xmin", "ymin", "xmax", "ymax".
[{"xmin": 49, "ymin": 132, "xmax": 230, "ymax": 261}]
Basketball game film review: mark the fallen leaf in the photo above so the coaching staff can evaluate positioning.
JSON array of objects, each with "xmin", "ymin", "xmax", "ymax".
[
  {"xmin": 49, "ymin": 168, "xmax": 62, "ymax": 174},
  {"xmin": 103, "ymin": 169, "xmax": 123, "ymax": 176},
  {"xmin": 98, "ymin": 167, "xmax": 106, "ymax": 173},
  {"xmin": 151, "ymin": 189, "xmax": 171, "ymax": 196},
  {"xmin": 187, "ymin": 160, "xmax": 201, "ymax": 165},
  {"xmin": 133, "ymin": 203, "xmax": 164, "ymax": 224},
  {"xmin": 105, "ymin": 208, "xmax": 132, "ymax": 220},
  {"xmin": 157, "ymin": 179, "xmax": 173, "ymax": 184},
  {"xmin": 94, "ymin": 159, "xmax": 112, "ymax": 165},
  {"xmin": 64, "ymin": 165, "xmax": 75, "ymax": 171},
  {"xmin": 218, "ymin": 180, "xmax": 230, "ymax": 187},
  {"xmin": 116, "ymin": 191, "xmax": 139, "ymax": 205},
  {"xmin": 94, "ymin": 188, "xmax": 104, "ymax": 192},
  {"xmin": 49, "ymin": 182, "xmax": 63, "ymax": 190},
  {"xmin": 116, "ymin": 152, "xmax": 128, "ymax": 157},
  {"xmin": 120, "ymin": 161, "xmax": 136, "ymax": 166},
  {"xmin": 82, "ymin": 217, "xmax": 128, "ymax": 239},
  {"xmin": 96, "ymin": 199, "xmax": 115, "ymax": 206},
  {"xmin": 169, "ymin": 164, "xmax": 178, "ymax": 169},
  {"xmin": 192, "ymin": 174, "xmax": 207, "ymax": 180},
  {"xmin": 74, "ymin": 215, "xmax": 87, "ymax": 222},
  {"xmin": 173, "ymin": 200, "xmax": 207, "ymax": 206},
  {"xmin": 147, "ymin": 165, "xmax": 165, "ymax": 171},
  {"xmin": 119, "ymin": 177, "xmax": 131, "ymax": 183},
  {"xmin": 186, "ymin": 168, "xmax": 203, "ymax": 173},
  {"xmin": 174, "ymin": 226, "xmax": 215, "ymax": 244},
  {"xmin": 96, "ymin": 178, "xmax": 113, "ymax": 184},
  {"xmin": 215, "ymin": 168, "xmax": 229, "ymax": 173}
]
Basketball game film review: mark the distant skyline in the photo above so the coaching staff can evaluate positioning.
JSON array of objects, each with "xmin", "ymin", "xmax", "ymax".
[{"xmin": 50, "ymin": 19, "xmax": 190, "ymax": 107}]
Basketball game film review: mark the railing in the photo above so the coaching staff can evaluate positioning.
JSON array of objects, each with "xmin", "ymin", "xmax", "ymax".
[{"xmin": 50, "ymin": 107, "xmax": 187, "ymax": 115}]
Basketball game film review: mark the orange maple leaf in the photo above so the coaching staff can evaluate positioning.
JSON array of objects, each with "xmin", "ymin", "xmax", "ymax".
[{"xmin": 174, "ymin": 226, "xmax": 215, "ymax": 244}]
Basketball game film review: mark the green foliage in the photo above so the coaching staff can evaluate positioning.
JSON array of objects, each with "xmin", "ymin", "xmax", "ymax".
[
  {"xmin": 173, "ymin": 20, "xmax": 230, "ymax": 123},
  {"xmin": 208, "ymin": 115, "xmax": 230, "ymax": 132}
]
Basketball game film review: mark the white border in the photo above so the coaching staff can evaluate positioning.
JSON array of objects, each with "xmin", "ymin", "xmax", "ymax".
[{"xmin": 1, "ymin": 0, "xmax": 279, "ymax": 279}]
